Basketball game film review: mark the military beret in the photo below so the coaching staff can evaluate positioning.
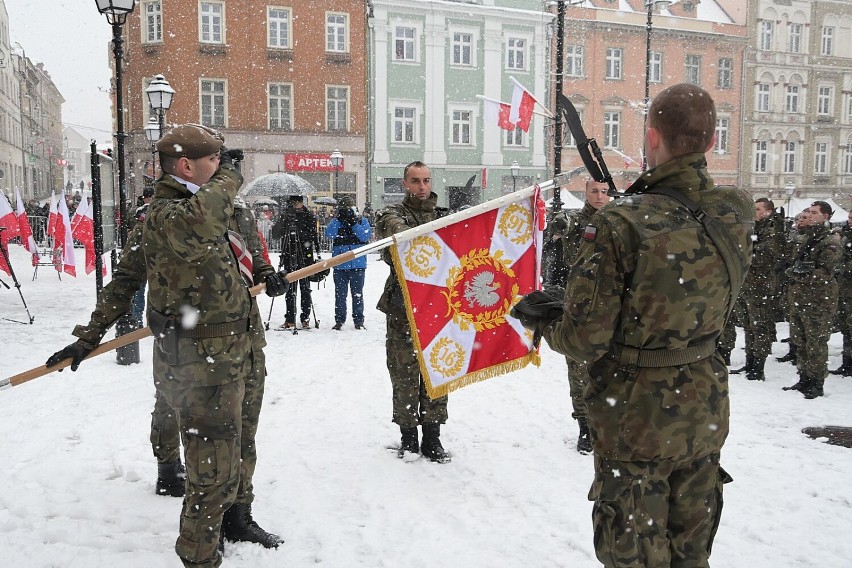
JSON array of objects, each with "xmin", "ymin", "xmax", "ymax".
[{"xmin": 156, "ymin": 124, "xmax": 223, "ymax": 159}]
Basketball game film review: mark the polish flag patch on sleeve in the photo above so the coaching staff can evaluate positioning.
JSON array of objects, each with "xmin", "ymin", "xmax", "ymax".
[{"xmin": 582, "ymin": 224, "xmax": 598, "ymax": 241}]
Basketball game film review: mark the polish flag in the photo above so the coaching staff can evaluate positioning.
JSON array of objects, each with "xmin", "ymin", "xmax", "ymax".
[
  {"xmin": 54, "ymin": 193, "xmax": 76, "ymax": 277},
  {"xmin": 46, "ymin": 193, "xmax": 59, "ymax": 243},
  {"xmin": 509, "ymin": 79, "xmax": 536, "ymax": 133},
  {"xmin": 71, "ymin": 195, "xmax": 102, "ymax": 275},
  {"xmin": 0, "ymin": 192, "xmax": 20, "ymax": 240},
  {"xmin": 14, "ymin": 188, "xmax": 40, "ymax": 263},
  {"xmin": 483, "ymin": 98, "xmax": 516, "ymax": 131},
  {"xmin": 257, "ymin": 229, "xmax": 272, "ymax": 266}
]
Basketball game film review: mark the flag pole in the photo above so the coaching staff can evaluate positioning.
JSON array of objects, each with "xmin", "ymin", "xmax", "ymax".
[
  {"xmin": 475, "ymin": 95, "xmax": 552, "ymax": 119},
  {"xmin": 2, "ymin": 174, "xmax": 574, "ymax": 391}
]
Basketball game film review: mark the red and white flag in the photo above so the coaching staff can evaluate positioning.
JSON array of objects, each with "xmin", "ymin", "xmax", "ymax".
[
  {"xmin": 509, "ymin": 78, "xmax": 536, "ymax": 133},
  {"xmin": 483, "ymin": 98, "xmax": 516, "ymax": 131},
  {"xmin": 46, "ymin": 193, "xmax": 59, "ymax": 243},
  {"xmin": 0, "ymin": 192, "xmax": 20, "ymax": 240},
  {"xmin": 389, "ymin": 189, "xmax": 545, "ymax": 398},
  {"xmin": 71, "ymin": 195, "xmax": 103, "ymax": 275},
  {"xmin": 14, "ymin": 188, "xmax": 40, "ymax": 263},
  {"xmin": 54, "ymin": 192, "xmax": 76, "ymax": 277}
]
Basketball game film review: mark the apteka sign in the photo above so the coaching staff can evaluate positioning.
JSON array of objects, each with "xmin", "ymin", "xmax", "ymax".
[{"xmin": 284, "ymin": 153, "xmax": 344, "ymax": 172}]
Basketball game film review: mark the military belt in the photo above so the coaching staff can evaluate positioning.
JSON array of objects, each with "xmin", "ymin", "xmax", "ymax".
[
  {"xmin": 176, "ymin": 318, "xmax": 250, "ymax": 339},
  {"xmin": 609, "ymin": 339, "xmax": 718, "ymax": 368}
]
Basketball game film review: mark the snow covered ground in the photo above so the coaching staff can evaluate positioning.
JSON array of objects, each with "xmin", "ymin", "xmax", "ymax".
[{"xmin": 1, "ymin": 243, "xmax": 851, "ymax": 568}]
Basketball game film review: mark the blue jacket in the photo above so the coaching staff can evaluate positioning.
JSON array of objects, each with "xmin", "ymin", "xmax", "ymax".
[{"xmin": 325, "ymin": 216, "xmax": 372, "ymax": 270}]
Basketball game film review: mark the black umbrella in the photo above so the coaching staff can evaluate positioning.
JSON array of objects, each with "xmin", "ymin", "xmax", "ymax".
[{"xmin": 241, "ymin": 173, "xmax": 318, "ymax": 198}]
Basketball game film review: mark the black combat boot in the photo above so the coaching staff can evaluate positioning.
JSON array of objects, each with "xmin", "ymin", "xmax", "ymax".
[
  {"xmin": 222, "ymin": 503, "xmax": 284, "ymax": 549},
  {"xmin": 776, "ymin": 344, "xmax": 797, "ymax": 364},
  {"xmin": 829, "ymin": 354, "xmax": 852, "ymax": 377},
  {"xmin": 576, "ymin": 418, "xmax": 592, "ymax": 454},
  {"xmin": 421, "ymin": 423, "xmax": 451, "ymax": 463},
  {"xmin": 397, "ymin": 426, "xmax": 419, "ymax": 459},
  {"xmin": 747, "ymin": 357, "xmax": 766, "ymax": 381},
  {"xmin": 730, "ymin": 354, "xmax": 752, "ymax": 375},
  {"xmin": 155, "ymin": 459, "xmax": 186, "ymax": 497},
  {"xmin": 802, "ymin": 375, "xmax": 825, "ymax": 400},
  {"xmin": 783, "ymin": 372, "xmax": 807, "ymax": 392},
  {"xmin": 718, "ymin": 348, "xmax": 732, "ymax": 366}
]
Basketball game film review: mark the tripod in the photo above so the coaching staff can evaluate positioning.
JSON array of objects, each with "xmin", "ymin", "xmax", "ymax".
[{"xmin": 0, "ymin": 229, "xmax": 35, "ymax": 324}]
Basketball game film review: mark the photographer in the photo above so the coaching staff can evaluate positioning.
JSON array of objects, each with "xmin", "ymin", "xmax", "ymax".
[
  {"xmin": 325, "ymin": 198, "xmax": 372, "ymax": 330},
  {"xmin": 273, "ymin": 195, "xmax": 320, "ymax": 329}
]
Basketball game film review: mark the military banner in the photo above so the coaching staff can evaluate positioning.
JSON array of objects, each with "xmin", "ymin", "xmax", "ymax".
[{"xmin": 390, "ymin": 189, "xmax": 545, "ymax": 398}]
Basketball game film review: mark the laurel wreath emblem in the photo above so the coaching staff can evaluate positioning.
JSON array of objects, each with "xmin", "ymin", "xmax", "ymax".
[
  {"xmin": 440, "ymin": 248, "xmax": 519, "ymax": 332},
  {"xmin": 404, "ymin": 235, "xmax": 441, "ymax": 278},
  {"xmin": 429, "ymin": 337, "xmax": 466, "ymax": 378},
  {"xmin": 497, "ymin": 204, "xmax": 532, "ymax": 245}
]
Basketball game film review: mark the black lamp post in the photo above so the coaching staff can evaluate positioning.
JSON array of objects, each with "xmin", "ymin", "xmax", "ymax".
[
  {"xmin": 330, "ymin": 149, "xmax": 343, "ymax": 199},
  {"xmin": 785, "ymin": 181, "xmax": 795, "ymax": 219},
  {"xmin": 144, "ymin": 116, "xmax": 160, "ymax": 178},
  {"xmin": 643, "ymin": 1, "xmax": 678, "ymax": 171},
  {"xmin": 96, "ymin": 0, "xmax": 136, "ymax": 250},
  {"xmin": 511, "ymin": 161, "xmax": 520, "ymax": 192}
]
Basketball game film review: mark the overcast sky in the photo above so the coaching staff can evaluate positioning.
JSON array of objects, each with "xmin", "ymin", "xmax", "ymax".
[{"xmin": 6, "ymin": 0, "xmax": 114, "ymax": 143}]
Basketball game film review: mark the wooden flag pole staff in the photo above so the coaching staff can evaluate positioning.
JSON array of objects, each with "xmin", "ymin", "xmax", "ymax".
[{"xmin": 2, "ymin": 173, "xmax": 569, "ymax": 391}]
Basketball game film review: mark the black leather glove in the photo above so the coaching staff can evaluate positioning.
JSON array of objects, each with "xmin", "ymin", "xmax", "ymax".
[
  {"xmin": 265, "ymin": 269, "xmax": 290, "ymax": 297},
  {"xmin": 46, "ymin": 341, "xmax": 95, "ymax": 372},
  {"xmin": 510, "ymin": 288, "xmax": 565, "ymax": 330},
  {"xmin": 219, "ymin": 146, "xmax": 244, "ymax": 167},
  {"xmin": 339, "ymin": 206, "xmax": 357, "ymax": 226}
]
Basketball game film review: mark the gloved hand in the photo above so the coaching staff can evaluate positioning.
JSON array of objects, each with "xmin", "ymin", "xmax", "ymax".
[
  {"xmin": 265, "ymin": 269, "xmax": 290, "ymax": 297},
  {"xmin": 46, "ymin": 341, "xmax": 95, "ymax": 372},
  {"xmin": 338, "ymin": 206, "xmax": 357, "ymax": 226},
  {"xmin": 510, "ymin": 288, "xmax": 565, "ymax": 330},
  {"xmin": 219, "ymin": 146, "xmax": 244, "ymax": 167}
]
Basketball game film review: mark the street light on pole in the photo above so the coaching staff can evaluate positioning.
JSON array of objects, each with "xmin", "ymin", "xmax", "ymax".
[
  {"xmin": 144, "ymin": 116, "xmax": 160, "ymax": 179},
  {"xmin": 785, "ymin": 181, "xmax": 796, "ymax": 219},
  {"xmin": 330, "ymin": 149, "xmax": 343, "ymax": 199},
  {"xmin": 95, "ymin": 0, "xmax": 136, "ymax": 250},
  {"xmin": 145, "ymin": 74, "xmax": 175, "ymax": 135},
  {"xmin": 511, "ymin": 161, "xmax": 520, "ymax": 192},
  {"xmin": 643, "ymin": 0, "xmax": 679, "ymax": 171}
]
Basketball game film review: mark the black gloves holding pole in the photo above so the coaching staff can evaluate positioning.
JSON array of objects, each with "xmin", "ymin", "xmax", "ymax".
[{"xmin": 264, "ymin": 269, "xmax": 290, "ymax": 297}]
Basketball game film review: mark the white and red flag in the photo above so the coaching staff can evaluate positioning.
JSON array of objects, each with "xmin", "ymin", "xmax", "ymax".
[
  {"xmin": 482, "ymin": 97, "xmax": 516, "ymax": 131},
  {"xmin": 509, "ymin": 78, "xmax": 537, "ymax": 133},
  {"xmin": 14, "ymin": 188, "xmax": 40, "ymax": 264},
  {"xmin": 71, "ymin": 195, "xmax": 103, "ymax": 275},
  {"xmin": 46, "ymin": 193, "xmax": 59, "ymax": 243},
  {"xmin": 388, "ymin": 188, "xmax": 546, "ymax": 398},
  {"xmin": 54, "ymin": 193, "xmax": 76, "ymax": 277},
  {"xmin": 0, "ymin": 193, "xmax": 19, "ymax": 275}
]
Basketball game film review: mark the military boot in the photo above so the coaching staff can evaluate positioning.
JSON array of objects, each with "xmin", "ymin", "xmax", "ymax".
[
  {"xmin": 718, "ymin": 348, "xmax": 732, "ymax": 366},
  {"xmin": 397, "ymin": 426, "xmax": 419, "ymax": 459},
  {"xmin": 421, "ymin": 423, "xmax": 451, "ymax": 464},
  {"xmin": 783, "ymin": 372, "xmax": 807, "ymax": 392},
  {"xmin": 155, "ymin": 459, "xmax": 186, "ymax": 497},
  {"xmin": 222, "ymin": 503, "xmax": 284, "ymax": 549},
  {"xmin": 747, "ymin": 357, "xmax": 766, "ymax": 381},
  {"xmin": 730, "ymin": 354, "xmax": 753, "ymax": 375},
  {"xmin": 576, "ymin": 418, "xmax": 592, "ymax": 454},
  {"xmin": 802, "ymin": 376, "xmax": 825, "ymax": 400},
  {"xmin": 776, "ymin": 344, "xmax": 797, "ymax": 364},
  {"xmin": 829, "ymin": 354, "xmax": 852, "ymax": 377}
]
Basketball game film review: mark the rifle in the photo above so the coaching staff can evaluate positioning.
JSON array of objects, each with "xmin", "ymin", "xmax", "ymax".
[{"xmin": 557, "ymin": 92, "xmax": 619, "ymax": 197}]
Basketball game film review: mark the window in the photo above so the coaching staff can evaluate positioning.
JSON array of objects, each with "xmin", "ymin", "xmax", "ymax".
[
  {"xmin": 603, "ymin": 111, "xmax": 620, "ymax": 148},
  {"xmin": 394, "ymin": 26, "xmax": 416, "ymax": 61},
  {"xmin": 814, "ymin": 142, "xmax": 829, "ymax": 174},
  {"xmin": 142, "ymin": 0, "xmax": 162, "ymax": 44},
  {"xmin": 717, "ymin": 58, "xmax": 733, "ymax": 89},
  {"xmin": 821, "ymin": 26, "xmax": 834, "ymax": 56},
  {"xmin": 757, "ymin": 83, "xmax": 771, "ymax": 112},
  {"xmin": 326, "ymin": 12, "xmax": 348, "ymax": 53},
  {"xmin": 649, "ymin": 52, "xmax": 663, "ymax": 83},
  {"xmin": 759, "ymin": 20, "xmax": 773, "ymax": 51},
  {"xmin": 789, "ymin": 23, "xmax": 802, "ymax": 53},
  {"xmin": 326, "ymin": 86, "xmax": 349, "ymax": 131},
  {"xmin": 452, "ymin": 31, "xmax": 474, "ymax": 66},
  {"xmin": 268, "ymin": 83, "xmax": 292, "ymax": 130},
  {"xmin": 393, "ymin": 107, "xmax": 416, "ymax": 144},
  {"xmin": 848, "ymin": 94, "xmax": 852, "ymax": 123},
  {"xmin": 199, "ymin": 2, "xmax": 224, "ymax": 44},
  {"xmin": 566, "ymin": 45, "xmax": 584, "ymax": 77},
  {"xmin": 783, "ymin": 140, "xmax": 797, "ymax": 173},
  {"xmin": 845, "ymin": 142, "xmax": 852, "ymax": 174},
  {"xmin": 200, "ymin": 79, "xmax": 226, "ymax": 127},
  {"xmin": 754, "ymin": 140, "xmax": 768, "ymax": 173},
  {"xmin": 268, "ymin": 7, "xmax": 291, "ymax": 49},
  {"xmin": 506, "ymin": 37, "xmax": 526, "ymax": 70},
  {"xmin": 505, "ymin": 126, "xmax": 524, "ymax": 147},
  {"xmin": 566, "ymin": 109, "xmax": 583, "ymax": 147},
  {"xmin": 786, "ymin": 85, "xmax": 800, "ymax": 113},
  {"xmin": 450, "ymin": 110, "xmax": 472, "ymax": 145},
  {"xmin": 715, "ymin": 118, "xmax": 729, "ymax": 154},
  {"xmin": 818, "ymin": 86, "xmax": 833, "ymax": 116},
  {"xmin": 685, "ymin": 54, "xmax": 701, "ymax": 85},
  {"xmin": 605, "ymin": 48, "xmax": 622, "ymax": 80}
]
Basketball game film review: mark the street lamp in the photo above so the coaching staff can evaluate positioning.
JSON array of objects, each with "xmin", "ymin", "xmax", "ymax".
[
  {"xmin": 643, "ymin": 0, "xmax": 680, "ymax": 171},
  {"xmin": 330, "ymin": 149, "xmax": 343, "ymax": 199},
  {"xmin": 511, "ymin": 161, "xmax": 520, "ymax": 192},
  {"xmin": 96, "ymin": 0, "xmax": 136, "ymax": 249},
  {"xmin": 144, "ymin": 116, "xmax": 160, "ymax": 179},
  {"xmin": 785, "ymin": 181, "xmax": 796, "ymax": 219},
  {"xmin": 145, "ymin": 74, "xmax": 175, "ymax": 135}
]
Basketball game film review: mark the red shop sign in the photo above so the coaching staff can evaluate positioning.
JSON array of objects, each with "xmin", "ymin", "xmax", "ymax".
[{"xmin": 284, "ymin": 153, "xmax": 344, "ymax": 172}]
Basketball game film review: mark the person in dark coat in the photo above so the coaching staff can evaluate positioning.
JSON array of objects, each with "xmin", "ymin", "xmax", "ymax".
[{"xmin": 272, "ymin": 195, "xmax": 320, "ymax": 329}]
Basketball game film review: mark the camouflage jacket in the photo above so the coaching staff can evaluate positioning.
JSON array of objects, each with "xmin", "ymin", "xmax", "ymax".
[
  {"xmin": 374, "ymin": 191, "xmax": 438, "ymax": 314},
  {"xmin": 742, "ymin": 216, "xmax": 779, "ymax": 299},
  {"xmin": 542, "ymin": 153, "xmax": 754, "ymax": 462},
  {"xmin": 837, "ymin": 225, "xmax": 852, "ymax": 285},
  {"xmin": 543, "ymin": 202, "xmax": 598, "ymax": 288},
  {"xmin": 786, "ymin": 223, "xmax": 840, "ymax": 304}
]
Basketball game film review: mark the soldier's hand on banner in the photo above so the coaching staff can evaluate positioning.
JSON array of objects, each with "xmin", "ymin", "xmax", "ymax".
[
  {"xmin": 511, "ymin": 288, "xmax": 565, "ymax": 330},
  {"xmin": 46, "ymin": 341, "xmax": 96, "ymax": 372},
  {"xmin": 265, "ymin": 270, "xmax": 290, "ymax": 297}
]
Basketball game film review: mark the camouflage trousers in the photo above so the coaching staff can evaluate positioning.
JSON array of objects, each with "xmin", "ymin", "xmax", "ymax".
[
  {"xmin": 589, "ymin": 453, "xmax": 730, "ymax": 568},
  {"xmin": 739, "ymin": 295, "xmax": 777, "ymax": 359},
  {"xmin": 566, "ymin": 356, "xmax": 588, "ymax": 420},
  {"xmin": 788, "ymin": 286, "xmax": 837, "ymax": 380},
  {"xmin": 151, "ymin": 344, "xmax": 266, "ymax": 506},
  {"xmin": 836, "ymin": 283, "xmax": 852, "ymax": 358},
  {"xmin": 385, "ymin": 311, "xmax": 448, "ymax": 427}
]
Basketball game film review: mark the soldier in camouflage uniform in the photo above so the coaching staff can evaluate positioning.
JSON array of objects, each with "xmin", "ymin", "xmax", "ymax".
[
  {"xmin": 782, "ymin": 202, "xmax": 840, "ymax": 399},
  {"xmin": 545, "ymin": 180, "xmax": 611, "ymax": 453},
  {"xmin": 777, "ymin": 212, "xmax": 808, "ymax": 365},
  {"xmin": 47, "ymin": 125, "xmax": 290, "ymax": 568},
  {"xmin": 830, "ymin": 209, "xmax": 852, "ymax": 377},
  {"xmin": 516, "ymin": 84, "xmax": 753, "ymax": 567},
  {"xmin": 730, "ymin": 198, "xmax": 779, "ymax": 381},
  {"xmin": 375, "ymin": 161, "xmax": 450, "ymax": 463}
]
